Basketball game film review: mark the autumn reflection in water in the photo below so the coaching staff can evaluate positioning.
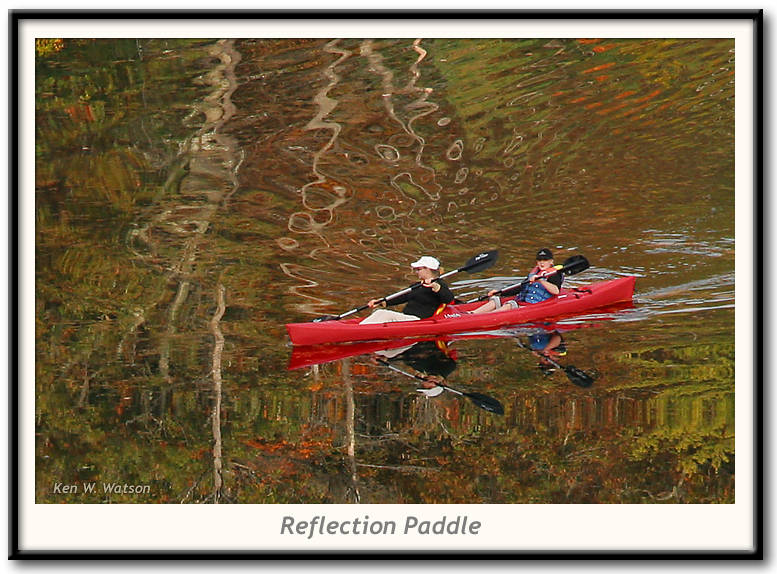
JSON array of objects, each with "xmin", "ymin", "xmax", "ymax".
[{"xmin": 35, "ymin": 37, "xmax": 734, "ymax": 503}]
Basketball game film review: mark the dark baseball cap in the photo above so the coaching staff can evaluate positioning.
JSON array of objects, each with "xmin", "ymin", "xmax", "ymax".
[{"xmin": 536, "ymin": 248, "xmax": 554, "ymax": 260}]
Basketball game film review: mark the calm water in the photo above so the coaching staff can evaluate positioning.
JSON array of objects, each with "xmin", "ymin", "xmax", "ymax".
[{"xmin": 35, "ymin": 38, "xmax": 734, "ymax": 503}]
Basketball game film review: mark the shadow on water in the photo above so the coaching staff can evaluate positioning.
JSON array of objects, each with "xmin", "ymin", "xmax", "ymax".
[{"xmin": 35, "ymin": 37, "xmax": 734, "ymax": 503}]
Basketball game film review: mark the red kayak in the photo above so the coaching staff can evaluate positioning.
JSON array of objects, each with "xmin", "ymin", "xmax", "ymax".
[
  {"xmin": 286, "ymin": 276, "xmax": 635, "ymax": 346},
  {"xmin": 286, "ymin": 308, "xmax": 634, "ymax": 370}
]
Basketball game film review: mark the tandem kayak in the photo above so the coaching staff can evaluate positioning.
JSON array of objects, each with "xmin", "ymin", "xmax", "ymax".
[
  {"xmin": 286, "ymin": 307, "xmax": 634, "ymax": 370},
  {"xmin": 286, "ymin": 276, "xmax": 636, "ymax": 346}
]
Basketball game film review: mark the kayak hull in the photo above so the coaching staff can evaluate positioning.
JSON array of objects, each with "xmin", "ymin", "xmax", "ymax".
[
  {"xmin": 286, "ymin": 307, "xmax": 636, "ymax": 370},
  {"xmin": 286, "ymin": 276, "xmax": 636, "ymax": 346}
]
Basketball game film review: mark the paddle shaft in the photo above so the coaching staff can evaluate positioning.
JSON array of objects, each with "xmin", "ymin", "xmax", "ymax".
[
  {"xmin": 376, "ymin": 359, "xmax": 505, "ymax": 414},
  {"xmin": 377, "ymin": 358, "xmax": 470, "ymax": 398},
  {"xmin": 516, "ymin": 337, "xmax": 557, "ymax": 363},
  {"xmin": 537, "ymin": 352, "xmax": 564, "ymax": 371},
  {"xmin": 379, "ymin": 358, "xmax": 427, "ymax": 382},
  {"xmin": 338, "ymin": 268, "xmax": 452, "ymax": 320},
  {"xmin": 515, "ymin": 339, "xmax": 594, "ymax": 387},
  {"xmin": 467, "ymin": 267, "xmax": 560, "ymax": 303}
]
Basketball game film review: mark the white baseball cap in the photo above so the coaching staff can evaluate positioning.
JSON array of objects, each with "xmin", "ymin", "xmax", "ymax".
[{"xmin": 410, "ymin": 256, "xmax": 440, "ymax": 270}]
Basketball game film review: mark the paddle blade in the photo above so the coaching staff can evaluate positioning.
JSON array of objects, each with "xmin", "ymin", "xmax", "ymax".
[
  {"xmin": 560, "ymin": 255, "xmax": 590, "ymax": 276},
  {"xmin": 464, "ymin": 392, "xmax": 505, "ymax": 415},
  {"xmin": 461, "ymin": 250, "xmax": 499, "ymax": 274},
  {"xmin": 564, "ymin": 366, "xmax": 595, "ymax": 388}
]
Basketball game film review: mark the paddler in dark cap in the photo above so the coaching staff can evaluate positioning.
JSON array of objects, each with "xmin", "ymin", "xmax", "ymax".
[{"xmin": 470, "ymin": 248, "xmax": 562, "ymax": 314}]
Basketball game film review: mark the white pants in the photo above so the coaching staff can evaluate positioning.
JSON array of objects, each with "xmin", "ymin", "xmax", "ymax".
[
  {"xmin": 374, "ymin": 344, "xmax": 417, "ymax": 358},
  {"xmin": 359, "ymin": 309, "xmax": 421, "ymax": 324}
]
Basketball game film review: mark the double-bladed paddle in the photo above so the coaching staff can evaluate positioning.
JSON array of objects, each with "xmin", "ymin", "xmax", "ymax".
[
  {"xmin": 375, "ymin": 357, "xmax": 505, "ymax": 415},
  {"xmin": 314, "ymin": 250, "xmax": 498, "ymax": 322},
  {"xmin": 467, "ymin": 254, "xmax": 590, "ymax": 303},
  {"xmin": 515, "ymin": 338, "xmax": 595, "ymax": 388}
]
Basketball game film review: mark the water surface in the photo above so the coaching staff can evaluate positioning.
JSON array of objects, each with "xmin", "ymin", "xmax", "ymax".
[{"xmin": 35, "ymin": 37, "xmax": 734, "ymax": 503}]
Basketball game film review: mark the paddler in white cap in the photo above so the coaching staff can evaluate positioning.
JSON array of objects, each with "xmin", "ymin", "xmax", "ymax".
[{"xmin": 359, "ymin": 255, "xmax": 455, "ymax": 324}]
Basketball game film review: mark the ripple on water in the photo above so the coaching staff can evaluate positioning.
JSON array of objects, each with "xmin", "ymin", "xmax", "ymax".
[
  {"xmin": 375, "ymin": 144, "xmax": 400, "ymax": 162},
  {"xmin": 276, "ymin": 237, "xmax": 299, "ymax": 251}
]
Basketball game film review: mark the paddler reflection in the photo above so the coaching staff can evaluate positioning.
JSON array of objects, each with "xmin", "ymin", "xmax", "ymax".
[
  {"xmin": 527, "ymin": 330, "xmax": 566, "ymax": 374},
  {"xmin": 517, "ymin": 330, "xmax": 596, "ymax": 388},
  {"xmin": 373, "ymin": 339, "xmax": 458, "ymax": 388}
]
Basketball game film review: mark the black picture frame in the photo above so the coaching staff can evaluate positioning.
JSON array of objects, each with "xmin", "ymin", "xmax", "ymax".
[{"xmin": 10, "ymin": 9, "xmax": 763, "ymax": 560}]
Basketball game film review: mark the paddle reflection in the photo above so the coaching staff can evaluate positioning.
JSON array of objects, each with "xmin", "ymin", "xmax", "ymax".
[
  {"xmin": 518, "ymin": 330, "xmax": 597, "ymax": 388},
  {"xmin": 287, "ymin": 319, "xmax": 607, "ymax": 416},
  {"xmin": 375, "ymin": 339, "xmax": 458, "ymax": 381}
]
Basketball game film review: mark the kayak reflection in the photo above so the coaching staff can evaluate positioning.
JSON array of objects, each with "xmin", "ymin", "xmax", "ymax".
[
  {"xmin": 286, "ymin": 304, "xmax": 636, "ymax": 414},
  {"xmin": 286, "ymin": 306, "xmax": 629, "ymax": 373}
]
